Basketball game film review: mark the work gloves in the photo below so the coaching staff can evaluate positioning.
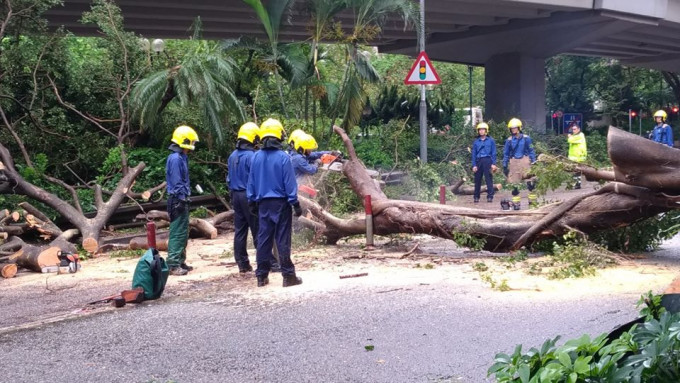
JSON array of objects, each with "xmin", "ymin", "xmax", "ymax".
[{"xmin": 292, "ymin": 201, "xmax": 303, "ymax": 217}]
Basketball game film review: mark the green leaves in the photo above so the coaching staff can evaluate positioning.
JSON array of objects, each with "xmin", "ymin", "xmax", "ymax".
[{"xmin": 489, "ymin": 302, "xmax": 680, "ymax": 383}]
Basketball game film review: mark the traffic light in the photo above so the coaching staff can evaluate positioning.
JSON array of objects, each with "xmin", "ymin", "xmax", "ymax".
[
  {"xmin": 419, "ymin": 60, "xmax": 426, "ymax": 80},
  {"xmin": 552, "ymin": 113, "xmax": 558, "ymax": 118},
  {"xmin": 630, "ymin": 110, "xmax": 637, "ymax": 117},
  {"xmin": 673, "ymin": 106, "xmax": 679, "ymax": 113}
]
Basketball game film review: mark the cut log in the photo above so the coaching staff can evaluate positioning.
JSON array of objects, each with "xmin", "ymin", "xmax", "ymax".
[
  {"xmin": 137, "ymin": 210, "xmax": 218, "ymax": 239},
  {"xmin": 129, "ymin": 233, "xmax": 169, "ymax": 251},
  {"xmin": 0, "ymin": 236, "xmax": 24, "ymax": 254},
  {"xmin": 450, "ymin": 181, "xmax": 502, "ymax": 195},
  {"xmin": 9, "ymin": 245, "xmax": 60, "ymax": 272},
  {"xmin": 0, "ymin": 224, "xmax": 26, "ymax": 236},
  {"xmin": 25, "ymin": 214, "xmax": 63, "ymax": 239},
  {"xmin": 1, "ymin": 263, "xmax": 17, "ymax": 278},
  {"xmin": 10, "ymin": 211, "xmax": 20, "ymax": 222},
  {"xmin": 18, "ymin": 202, "xmax": 50, "ymax": 222},
  {"xmin": 82, "ymin": 237, "xmax": 98, "ymax": 254}
]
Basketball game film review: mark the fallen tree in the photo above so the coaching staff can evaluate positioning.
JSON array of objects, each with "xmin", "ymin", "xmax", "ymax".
[
  {"xmin": 297, "ymin": 126, "xmax": 680, "ymax": 252},
  {"xmin": 0, "ymin": 143, "xmax": 145, "ymax": 253}
]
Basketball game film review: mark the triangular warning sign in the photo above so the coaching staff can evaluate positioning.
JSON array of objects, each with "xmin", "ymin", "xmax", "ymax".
[{"xmin": 404, "ymin": 51, "xmax": 441, "ymax": 85}]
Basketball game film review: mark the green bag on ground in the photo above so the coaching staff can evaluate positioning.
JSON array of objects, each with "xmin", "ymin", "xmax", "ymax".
[{"xmin": 131, "ymin": 248, "xmax": 169, "ymax": 300}]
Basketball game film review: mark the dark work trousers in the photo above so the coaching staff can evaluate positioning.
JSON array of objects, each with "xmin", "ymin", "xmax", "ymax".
[
  {"xmin": 231, "ymin": 190, "xmax": 258, "ymax": 270},
  {"xmin": 474, "ymin": 156, "xmax": 494, "ymax": 200},
  {"xmin": 167, "ymin": 195, "xmax": 189, "ymax": 268},
  {"xmin": 255, "ymin": 198, "xmax": 295, "ymax": 278}
]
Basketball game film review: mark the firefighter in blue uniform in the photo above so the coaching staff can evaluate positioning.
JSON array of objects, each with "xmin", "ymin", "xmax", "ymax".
[
  {"xmin": 166, "ymin": 125, "xmax": 199, "ymax": 276},
  {"xmin": 502, "ymin": 118, "xmax": 537, "ymax": 210},
  {"xmin": 247, "ymin": 118, "xmax": 303, "ymax": 288},
  {"xmin": 227, "ymin": 122, "xmax": 261, "ymax": 273},
  {"xmin": 651, "ymin": 110, "xmax": 674, "ymax": 147},
  {"xmin": 471, "ymin": 122, "xmax": 497, "ymax": 203},
  {"xmin": 288, "ymin": 130, "xmax": 338, "ymax": 179}
]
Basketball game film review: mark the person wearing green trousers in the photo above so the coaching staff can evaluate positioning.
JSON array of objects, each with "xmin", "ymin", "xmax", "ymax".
[{"xmin": 166, "ymin": 125, "xmax": 199, "ymax": 276}]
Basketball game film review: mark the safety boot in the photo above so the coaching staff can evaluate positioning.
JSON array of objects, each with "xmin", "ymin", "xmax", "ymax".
[
  {"xmin": 511, "ymin": 195, "xmax": 521, "ymax": 210},
  {"xmin": 528, "ymin": 193, "xmax": 538, "ymax": 208},
  {"xmin": 180, "ymin": 262, "xmax": 194, "ymax": 271},
  {"xmin": 239, "ymin": 264, "xmax": 253, "ymax": 273},
  {"xmin": 257, "ymin": 276, "xmax": 269, "ymax": 287},
  {"xmin": 282, "ymin": 274, "xmax": 303, "ymax": 287},
  {"xmin": 169, "ymin": 267, "xmax": 188, "ymax": 276}
]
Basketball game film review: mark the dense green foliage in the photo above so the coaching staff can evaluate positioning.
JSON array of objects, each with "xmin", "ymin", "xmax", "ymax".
[
  {"xmin": 488, "ymin": 293, "xmax": 680, "ymax": 382},
  {"xmin": 1, "ymin": 0, "xmax": 679, "ymax": 257}
]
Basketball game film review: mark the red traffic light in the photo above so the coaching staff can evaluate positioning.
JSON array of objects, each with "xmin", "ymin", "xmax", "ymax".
[
  {"xmin": 552, "ymin": 113, "xmax": 558, "ymax": 118},
  {"xmin": 630, "ymin": 111, "xmax": 637, "ymax": 117},
  {"xmin": 673, "ymin": 106, "xmax": 679, "ymax": 113}
]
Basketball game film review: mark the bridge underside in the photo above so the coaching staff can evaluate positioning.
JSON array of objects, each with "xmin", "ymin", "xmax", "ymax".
[{"xmin": 48, "ymin": 0, "xmax": 680, "ymax": 127}]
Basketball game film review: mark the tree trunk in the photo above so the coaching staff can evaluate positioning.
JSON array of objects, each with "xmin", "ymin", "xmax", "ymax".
[
  {"xmin": 1, "ymin": 263, "xmax": 17, "ymax": 278},
  {"xmin": 450, "ymin": 180, "xmax": 502, "ymax": 195},
  {"xmin": 296, "ymin": 126, "xmax": 680, "ymax": 252},
  {"xmin": 0, "ymin": 142, "xmax": 145, "ymax": 253}
]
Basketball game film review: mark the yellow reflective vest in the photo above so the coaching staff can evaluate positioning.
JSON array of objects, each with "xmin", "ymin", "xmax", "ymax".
[{"xmin": 567, "ymin": 132, "xmax": 587, "ymax": 163}]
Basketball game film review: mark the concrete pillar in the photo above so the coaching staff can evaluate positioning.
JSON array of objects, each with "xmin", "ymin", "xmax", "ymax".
[{"xmin": 484, "ymin": 53, "xmax": 546, "ymax": 131}]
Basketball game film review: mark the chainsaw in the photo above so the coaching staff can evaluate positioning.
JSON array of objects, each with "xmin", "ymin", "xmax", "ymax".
[
  {"xmin": 57, "ymin": 250, "xmax": 80, "ymax": 274},
  {"xmin": 318, "ymin": 152, "xmax": 379, "ymax": 177}
]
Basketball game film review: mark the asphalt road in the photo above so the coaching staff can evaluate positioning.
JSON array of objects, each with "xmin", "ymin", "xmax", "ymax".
[{"xmin": 0, "ymin": 273, "xmax": 641, "ymax": 383}]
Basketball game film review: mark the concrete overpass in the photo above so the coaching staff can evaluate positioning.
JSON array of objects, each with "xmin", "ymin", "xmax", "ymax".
[{"xmin": 48, "ymin": 0, "xmax": 680, "ymax": 127}]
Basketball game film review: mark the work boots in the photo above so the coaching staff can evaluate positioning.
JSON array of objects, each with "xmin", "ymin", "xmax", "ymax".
[
  {"xmin": 282, "ymin": 274, "xmax": 303, "ymax": 287},
  {"xmin": 257, "ymin": 275, "xmax": 269, "ymax": 287},
  {"xmin": 500, "ymin": 199, "xmax": 511, "ymax": 211},
  {"xmin": 180, "ymin": 262, "xmax": 194, "ymax": 272},
  {"xmin": 169, "ymin": 267, "xmax": 188, "ymax": 276}
]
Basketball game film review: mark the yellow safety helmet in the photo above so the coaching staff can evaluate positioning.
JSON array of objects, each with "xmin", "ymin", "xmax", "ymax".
[
  {"xmin": 259, "ymin": 118, "xmax": 285, "ymax": 140},
  {"xmin": 237, "ymin": 122, "xmax": 260, "ymax": 143},
  {"xmin": 654, "ymin": 110, "xmax": 667, "ymax": 120},
  {"xmin": 288, "ymin": 129, "xmax": 306, "ymax": 146},
  {"xmin": 507, "ymin": 118, "xmax": 522, "ymax": 131},
  {"xmin": 171, "ymin": 125, "xmax": 199, "ymax": 150},
  {"xmin": 300, "ymin": 133, "xmax": 319, "ymax": 151},
  {"xmin": 476, "ymin": 122, "xmax": 489, "ymax": 132}
]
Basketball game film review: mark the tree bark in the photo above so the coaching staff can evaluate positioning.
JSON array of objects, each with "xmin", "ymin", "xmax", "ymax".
[
  {"xmin": 0, "ymin": 142, "xmax": 145, "ymax": 253},
  {"xmin": 296, "ymin": 126, "xmax": 680, "ymax": 252},
  {"xmin": 135, "ymin": 210, "xmax": 218, "ymax": 239}
]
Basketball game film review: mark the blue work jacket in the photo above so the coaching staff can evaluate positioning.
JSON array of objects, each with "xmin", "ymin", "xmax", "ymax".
[
  {"xmin": 502, "ymin": 134, "xmax": 537, "ymax": 168},
  {"xmin": 651, "ymin": 124, "xmax": 674, "ymax": 147},
  {"xmin": 227, "ymin": 142, "xmax": 256, "ymax": 191},
  {"xmin": 471, "ymin": 136, "xmax": 497, "ymax": 167},
  {"xmin": 290, "ymin": 151, "xmax": 319, "ymax": 178},
  {"xmin": 248, "ymin": 140, "xmax": 298, "ymax": 204},
  {"xmin": 166, "ymin": 145, "xmax": 191, "ymax": 200}
]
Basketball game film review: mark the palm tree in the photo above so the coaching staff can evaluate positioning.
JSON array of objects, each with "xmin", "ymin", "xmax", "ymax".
[
  {"xmin": 324, "ymin": 0, "xmax": 420, "ymax": 131},
  {"xmin": 240, "ymin": 0, "xmax": 303, "ymax": 118},
  {"xmin": 131, "ymin": 19, "xmax": 245, "ymax": 143}
]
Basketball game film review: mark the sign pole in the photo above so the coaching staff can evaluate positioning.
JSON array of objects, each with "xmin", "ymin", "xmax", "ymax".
[
  {"xmin": 468, "ymin": 65, "xmax": 473, "ymax": 128},
  {"xmin": 639, "ymin": 111, "xmax": 642, "ymax": 136},
  {"xmin": 419, "ymin": 0, "xmax": 427, "ymax": 164},
  {"xmin": 628, "ymin": 108, "xmax": 632, "ymax": 132}
]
